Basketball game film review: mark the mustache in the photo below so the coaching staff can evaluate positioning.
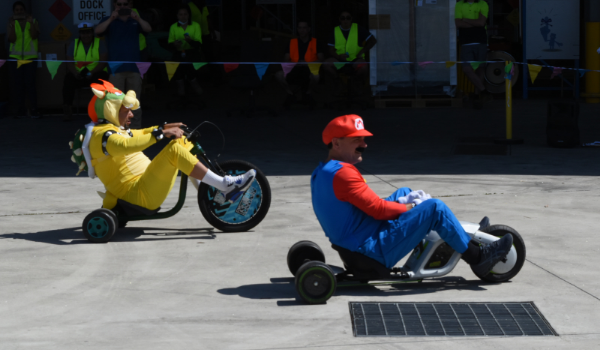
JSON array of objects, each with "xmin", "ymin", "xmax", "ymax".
[{"xmin": 356, "ymin": 147, "xmax": 365, "ymax": 153}]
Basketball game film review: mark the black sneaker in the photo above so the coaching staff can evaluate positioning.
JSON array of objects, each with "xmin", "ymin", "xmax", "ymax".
[
  {"xmin": 471, "ymin": 234, "xmax": 513, "ymax": 276},
  {"xmin": 283, "ymin": 94, "xmax": 294, "ymax": 110},
  {"xmin": 303, "ymin": 94, "xmax": 317, "ymax": 110}
]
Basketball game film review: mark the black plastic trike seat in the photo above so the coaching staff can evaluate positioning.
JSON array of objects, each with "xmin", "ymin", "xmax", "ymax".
[
  {"xmin": 115, "ymin": 199, "xmax": 161, "ymax": 217},
  {"xmin": 331, "ymin": 244, "xmax": 391, "ymax": 280}
]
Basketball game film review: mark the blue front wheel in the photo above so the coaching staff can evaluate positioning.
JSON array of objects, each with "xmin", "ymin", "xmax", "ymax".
[{"xmin": 198, "ymin": 160, "xmax": 271, "ymax": 232}]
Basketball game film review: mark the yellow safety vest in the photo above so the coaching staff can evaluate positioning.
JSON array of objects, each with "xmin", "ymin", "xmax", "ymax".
[
  {"xmin": 334, "ymin": 23, "xmax": 364, "ymax": 61},
  {"xmin": 74, "ymin": 38, "xmax": 104, "ymax": 72},
  {"xmin": 132, "ymin": 9, "xmax": 147, "ymax": 50},
  {"xmin": 9, "ymin": 19, "xmax": 38, "ymax": 60},
  {"xmin": 168, "ymin": 21, "xmax": 203, "ymax": 50},
  {"xmin": 189, "ymin": 2, "xmax": 209, "ymax": 36}
]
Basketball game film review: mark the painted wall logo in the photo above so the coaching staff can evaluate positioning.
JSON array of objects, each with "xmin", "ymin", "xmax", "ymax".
[
  {"xmin": 540, "ymin": 11, "xmax": 563, "ymax": 52},
  {"xmin": 355, "ymin": 118, "xmax": 364, "ymax": 130}
]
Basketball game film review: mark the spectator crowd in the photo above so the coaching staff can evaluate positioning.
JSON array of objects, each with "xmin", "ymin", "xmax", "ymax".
[{"xmin": 4, "ymin": 0, "xmax": 491, "ymax": 123}]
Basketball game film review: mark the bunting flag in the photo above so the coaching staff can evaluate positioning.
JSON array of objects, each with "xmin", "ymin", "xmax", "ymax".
[
  {"xmin": 193, "ymin": 62, "xmax": 208, "ymax": 70},
  {"xmin": 580, "ymin": 69, "xmax": 591, "ymax": 78},
  {"xmin": 107, "ymin": 62, "xmax": 123, "ymax": 75},
  {"xmin": 470, "ymin": 61, "xmax": 484, "ymax": 70},
  {"xmin": 504, "ymin": 61, "xmax": 514, "ymax": 80},
  {"xmin": 550, "ymin": 67, "xmax": 563, "ymax": 79},
  {"xmin": 528, "ymin": 64, "xmax": 542, "ymax": 84},
  {"xmin": 308, "ymin": 63, "xmax": 322, "ymax": 76},
  {"xmin": 76, "ymin": 61, "xmax": 92, "ymax": 69},
  {"xmin": 17, "ymin": 60, "xmax": 32, "ymax": 69},
  {"xmin": 391, "ymin": 61, "xmax": 402, "ymax": 66},
  {"xmin": 418, "ymin": 61, "xmax": 434, "ymax": 68},
  {"xmin": 45, "ymin": 61, "xmax": 62, "ymax": 80},
  {"xmin": 445, "ymin": 61, "xmax": 456, "ymax": 68},
  {"xmin": 254, "ymin": 63, "xmax": 269, "ymax": 80},
  {"xmin": 334, "ymin": 62, "xmax": 345, "ymax": 70},
  {"xmin": 136, "ymin": 62, "xmax": 152, "ymax": 78},
  {"xmin": 224, "ymin": 63, "xmax": 239, "ymax": 73},
  {"xmin": 165, "ymin": 62, "xmax": 180, "ymax": 81},
  {"xmin": 281, "ymin": 63, "xmax": 296, "ymax": 77}
]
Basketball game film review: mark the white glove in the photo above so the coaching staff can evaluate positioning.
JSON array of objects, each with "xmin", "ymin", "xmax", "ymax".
[
  {"xmin": 397, "ymin": 190, "xmax": 432, "ymax": 205},
  {"xmin": 396, "ymin": 195, "xmax": 410, "ymax": 204}
]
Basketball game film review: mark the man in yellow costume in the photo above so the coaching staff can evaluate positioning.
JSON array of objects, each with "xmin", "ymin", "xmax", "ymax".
[{"xmin": 86, "ymin": 80, "xmax": 256, "ymax": 211}]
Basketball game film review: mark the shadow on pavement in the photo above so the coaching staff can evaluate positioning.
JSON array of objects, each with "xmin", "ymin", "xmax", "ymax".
[
  {"xmin": 218, "ymin": 276, "xmax": 491, "ymax": 306},
  {"xmin": 0, "ymin": 226, "xmax": 216, "ymax": 245}
]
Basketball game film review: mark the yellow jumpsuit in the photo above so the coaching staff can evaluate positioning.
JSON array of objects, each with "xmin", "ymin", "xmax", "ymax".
[{"xmin": 90, "ymin": 123, "xmax": 199, "ymax": 210}]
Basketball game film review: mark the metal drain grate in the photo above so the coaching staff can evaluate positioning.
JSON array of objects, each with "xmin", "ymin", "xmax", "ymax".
[{"xmin": 350, "ymin": 302, "xmax": 557, "ymax": 337}]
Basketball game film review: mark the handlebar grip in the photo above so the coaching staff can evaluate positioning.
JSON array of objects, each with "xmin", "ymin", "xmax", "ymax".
[{"xmin": 179, "ymin": 125, "xmax": 191, "ymax": 138}]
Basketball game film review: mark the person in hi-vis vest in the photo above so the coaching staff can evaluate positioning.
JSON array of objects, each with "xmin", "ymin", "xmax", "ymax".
[
  {"xmin": 62, "ymin": 23, "xmax": 109, "ymax": 121},
  {"xmin": 323, "ymin": 10, "xmax": 377, "ymax": 79},
  {"xmin": 275, "ymin": 21, "xmax": 324, "ymax": 110},
  {"xmin": 7, "ymin": 1, "xmax": 41, "ymax": 118},
  {"xmin": 127, "ymin": 0, "xmax": 149, "ymax": 60}
]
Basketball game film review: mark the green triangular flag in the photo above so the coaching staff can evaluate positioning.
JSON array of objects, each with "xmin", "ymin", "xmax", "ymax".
[
  {"xmin": 193, "ymin": 62, "xmax": 208, "ymax": 70},
  {"xmin": 470, "ymin": 61, "xmax": 484, "ymax": 70},
  {"xmin": 505, "ymin": 61, "xmax": 514, "ymax": 76},
  {"xmin": 46, "ymin": 61, "xmax": 62, "ymax": 80},
  {"xmin": 334, "ymin": 62, "xmax": 345, "ymax": 70}
]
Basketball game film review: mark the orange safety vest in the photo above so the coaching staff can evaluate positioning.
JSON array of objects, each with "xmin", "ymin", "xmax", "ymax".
[{"xmin": 290, "ymin": 38, "xmax": 318, "ymax": 63}]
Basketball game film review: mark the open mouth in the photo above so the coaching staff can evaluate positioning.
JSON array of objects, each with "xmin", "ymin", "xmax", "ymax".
[{"xmin": 355, "ymin": 147, "xmax": 365, "ymax": 153}]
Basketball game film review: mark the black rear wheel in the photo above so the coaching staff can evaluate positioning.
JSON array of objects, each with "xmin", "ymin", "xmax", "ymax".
[
  {"xmin": 295, "ymin": 261, "xmax": 336, "ymax": 304},
  {"xmin": 287, "ymin": 241, "xmax": 325, "ymax": 276},
  {"xmin": 198, "ymin": 160, "xmax": 271, "ymax": 232},
  {"xmin": 471, "ymin": 224, "xmax": 526, "ymax": 283},
  {"xmin": 83, "ymin": 209, "xmax": 118, "ymax": 243}
]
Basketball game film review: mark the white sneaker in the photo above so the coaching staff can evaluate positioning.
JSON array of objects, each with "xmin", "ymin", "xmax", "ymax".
[{"xmin": 222, "ymin": 169, "xmax": 256, "ymax": 203}]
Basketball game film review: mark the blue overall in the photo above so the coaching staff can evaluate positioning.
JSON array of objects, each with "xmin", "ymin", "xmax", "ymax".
[{"xmin": 361, "ymin": 188, "xmax": 471, "ymax": 268}]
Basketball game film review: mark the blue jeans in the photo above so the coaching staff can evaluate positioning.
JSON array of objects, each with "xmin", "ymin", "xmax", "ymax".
[
  {"xmin": 358, "ymin": 187, "xmax": 472, "ymax": 269},
  {"xmin": 9, "ymin": 60, "xmax": 37, "ymax": 114}
]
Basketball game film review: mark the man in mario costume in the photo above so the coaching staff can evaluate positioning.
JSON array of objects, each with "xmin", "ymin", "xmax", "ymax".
[
  {"xmin": 84, "ymin": 80, "xmax": 255, "ymax": 211},
  {"xmin": 310, "ymin": 114, "xmax": 513, "ymax": 276}
]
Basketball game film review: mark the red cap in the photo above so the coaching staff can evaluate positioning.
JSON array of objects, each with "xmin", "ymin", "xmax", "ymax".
[{"xmin": 322, "ymin": 114, "xmax": 373, "ymax": 145}]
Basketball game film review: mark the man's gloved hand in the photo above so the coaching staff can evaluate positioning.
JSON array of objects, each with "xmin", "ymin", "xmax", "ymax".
[{"xmin": 397, "ymin": 190, "xmax": 432, "ymax": 205}]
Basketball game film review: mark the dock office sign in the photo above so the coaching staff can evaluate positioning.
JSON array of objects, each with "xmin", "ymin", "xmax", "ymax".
[{"xmin": 72, "ymin": 0, "xmax": 110, "ymax": 24}]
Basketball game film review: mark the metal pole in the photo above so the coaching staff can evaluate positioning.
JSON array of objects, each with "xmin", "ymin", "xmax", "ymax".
[
  {"xmin": 506, "ymin": 61, "xmax": 513, "ymax": 140},
  {"xmin": 495, "ymin": 61, "xmax": 523, "ymax": 145},
  {"xmin": 522, "ymin": 0, "xmax": 528, "ymax": 100}
]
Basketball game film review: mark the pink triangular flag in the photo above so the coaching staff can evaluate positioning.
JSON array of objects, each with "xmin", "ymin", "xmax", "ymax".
[
  {"xmin": 136, "ymin": 62, "xmax": 152, "ymax": 78},
  {"xmin": 418, "ymin": 61, "xmax": 434, "ymax": 68},
  {"xmin": 550, "ymin": 67, "xmax": 563, "ymax": 79},
  {"xmin": 281, "ymin": 63, "xmax": 296, "ymax": 77},
  {"xmin": 0, "ymin": 60, "xmax": 6, "ymax": 69},
  {"xmin": 224, "ymin": 64, "xmax": 239, "ymax": 73}
]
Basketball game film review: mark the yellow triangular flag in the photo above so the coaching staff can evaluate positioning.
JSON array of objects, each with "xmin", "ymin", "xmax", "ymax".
[
  {"xmin": 165, "ymin": 61, "xmax": 180, "ymax": 81},
  {"xmin": 445, "ymin": 61, "xmax": 456, "ymax": 68},
  {"xmin": 17, "ymin": 60, "xmax": 32, "ymax": 69},
  {"xmin": 528, "ymin": 64, "xmax": 542, "ymax": 84},
  {"xmin": 308, "ymin": 63, "xmax": 322, "ymax": 76}
]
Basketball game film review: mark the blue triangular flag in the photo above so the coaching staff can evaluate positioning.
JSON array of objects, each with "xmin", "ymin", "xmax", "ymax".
[
  {"xmin": 108, "ymin": 62, "xmax": 123, "ymax": 76},
  {"xmin": 580, "ymin": 69, "xmax": 591, "ymax": 78},
  {"xmin": 254, "ymin": 63, "xmax": 269, "ymax": 80}
]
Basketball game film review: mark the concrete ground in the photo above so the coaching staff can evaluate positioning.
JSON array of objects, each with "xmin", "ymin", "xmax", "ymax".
[{"xmin": 1, "ymin": 97, "xmax": 600, "ymax": 349}]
